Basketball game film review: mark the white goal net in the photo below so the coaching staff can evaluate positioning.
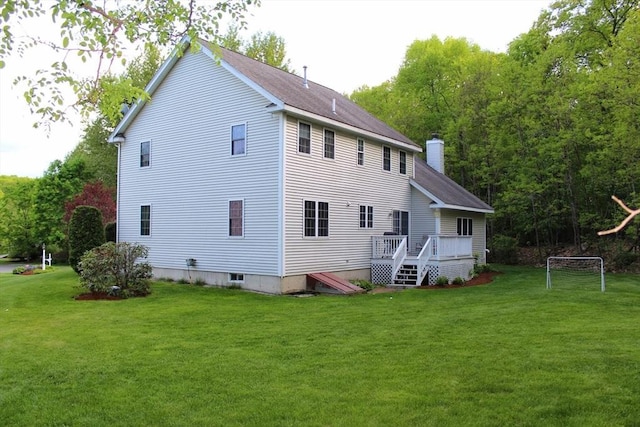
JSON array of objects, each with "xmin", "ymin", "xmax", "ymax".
[{"xmin": 546, "ymin": 257, "xmax": 605, "ymax": 292}]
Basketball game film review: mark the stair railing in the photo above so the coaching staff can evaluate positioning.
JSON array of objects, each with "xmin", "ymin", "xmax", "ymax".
[
  {"xmin": 415, "ymin": 237, "xmax": 433, "ymax": 286},
  {"xmin": 391, "ymin": 237, "xmax": 407, "ymax": 280}
]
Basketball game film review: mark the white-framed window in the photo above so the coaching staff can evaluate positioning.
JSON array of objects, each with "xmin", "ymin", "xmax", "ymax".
[
  {"xmin": 323, "ymin": 129, "xmax": 335, "ymax": 159},
  {"xmin": 140, "ymin": 205, "xmax": 151, "ymax": 236},
  {"xmin": 229, "ymin": 199, "xmax": 244, "ymax": 237},
  {"xmin": 229, "ymin": 273, "xmax": 245, "ymax": 283},
  {"xmin": 140, "ymin": 141, "xmax": 151, "ymax": 167},
  {"xmin": 457, "ymin": 217, "xmax": 473, "ymax": 236},
  {"xmin": 304, "ymin": 200, "xmax": 329, "ymax": 237},
  {"xmin": 231, "ymin": 123, "xmax": 246, "ymax": 156},
  {"xmin": 357, "ymin": 138, "xmax": 364, "ymax": 166},
  {"xmin": 399, "ymin": 150, "xmax": 407, "ymax": 175},
  {"xmin": 359, "ymin": 205, "xmax": 373, "ymax": 228},
  {"xmin": 393, "ymin": 210, "xmax": 409, "ymax": 236},
  {"xmin": 383, "ymin": 146, "xmax": 391, "ymax": 171},
  {"xmin": 298, "ymin": 121, "xmax": 311, "ymax": 154}
]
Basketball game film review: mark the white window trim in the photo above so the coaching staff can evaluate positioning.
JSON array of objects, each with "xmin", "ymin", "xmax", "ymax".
[
  {"xmin": 229, "ymin": 273, "xmax": 245, "ymax": 283},
  {"xmin": 357, "ymin": 138, "xmax": 365, "ymax": 166},
  {"xmin": 140, "ymin": 140, "xmax": 151, "ymax": 168},
  {"xmin": 359, "ymin": 205, "xmax": 374, "ymax": 229},
  {"xmin": 303, "ymin": 199, "xmax": 330, "ymax": 238},
  {"xmin": 382, "ymin": 145, "xmax": 391, "ymax": 172},
  {"xmin": 323, "ymin": 128, "xmax": 335, "ymax": 160},
  {"xmin": 457, "ymin": 217, "xmax": 473, "ymax": 236},
  {"xmin": 228, "ymin": 199, "xmax": 245, "ymax": 238},
  {"xmin": 297, "ymin": 121, "xmax": 312, "ymax": 155},
  {"xmin": 230, "ymin": 122, "xmax": 247, "ymax": 157},
  {"xmin": 399, "ymin": 150, "xmax": 407, "ymax": 175},
  {"xmin": 140, "ymin": 204, "xmax": 152, "ymax": 237}
]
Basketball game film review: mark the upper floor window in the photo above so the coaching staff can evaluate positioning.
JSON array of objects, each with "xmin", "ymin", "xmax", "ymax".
[
  {"xmin": 140, "ymin": 141, "xmax": 150, "ymax": 167},
  {"xmin": 231, "ymin": 124, "xmax": 246, "ymax": 156},
  {"xmin": 383, "ymin": 146, "xmax": 391, "ymax": 171},
  {"xmin": 357, "ymin": 138, "xmax": 364, "ymax": 166},
  {"xmin": 229, "ymin": 200, "xmax": 244, "ymax": 237},
  {"xmin": 399, "ymin": 150, "xmax": 407, "ymax": 174},
  {"xmin": 304, "ymin": 200, "xmax": 329, "ymax": 237},
  {"xmin": 140, "ymin": 205, "xmax": 151, "ymax": 236},
  {"xmin": 457, "ymin": 218, "xmax": 473, "ymax": 236},
  {"xmin": 324, "ymin": 129, "xmax": 335, "ymax": 159},
  {"xmin": 298, "ymin": 122, "xmax": 311, "ymax": 154},
  {"xmin": 359, "ymin": 205, "xmax": 373, "ymax": 228}
]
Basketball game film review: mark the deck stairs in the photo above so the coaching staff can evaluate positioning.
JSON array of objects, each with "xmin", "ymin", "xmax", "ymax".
[
  {"xmin": 391, "ymin": 259, "xmax": 427, "ymax": 287},
  {"xmin": 307, "ymin": 272, "xmax": 365, "ymax": 294}
]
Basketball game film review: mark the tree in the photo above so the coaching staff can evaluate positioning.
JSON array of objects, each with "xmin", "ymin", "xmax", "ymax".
[
  {"xmin": 221, "ymin": 25, "xmax": 293, "ymax": 71},
  {"xmin": 64, "ymin": 181, "xmax": 116, "ymax": 226},
  {"xmin": 0, "ymin": 176, "xmax": 38, "ymax": 259},
  {"xmin": 0, "ymin": 0, "xmax": 260, "ymax": 125},
  {"xmin": 68, "ymin": 205, "xmax": 105, "ymax": 273}
]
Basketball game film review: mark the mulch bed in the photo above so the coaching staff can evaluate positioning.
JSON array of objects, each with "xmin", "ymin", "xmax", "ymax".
[
  {"xmin": 74, "ymin": 292, "xmax": 124, "ymax": 300},
  {"xmin": 417, "ymin": 271, "xmax": 501, "ymax": 289}
]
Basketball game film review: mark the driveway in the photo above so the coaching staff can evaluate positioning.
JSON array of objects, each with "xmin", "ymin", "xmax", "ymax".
[{"xmin": 0, "ymin": 262, "xmax": 28, "ymax": 273}]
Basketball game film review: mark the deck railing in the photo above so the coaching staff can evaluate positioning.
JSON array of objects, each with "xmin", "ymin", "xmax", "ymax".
[
  {"xmin": 391, "ymin": 237, "xmax": 407, "ymax": 278},
  {"xmin": 372, "ymin": 235, "xmax": 406, "ymax": 259},
  {"xmin": 431, "ymin": 235, "xmax": 472, "ymax": 259},
  {"xmin": 415, "ymin": 236, "xmax": 432, "ymax": 285}
]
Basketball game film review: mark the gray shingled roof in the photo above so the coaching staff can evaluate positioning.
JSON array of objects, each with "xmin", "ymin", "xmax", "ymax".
[
  {"xmin": 412, "ymin": 160, "xmax": 493, "ymax": 212},
  {"xmin": 202, "ymin": 41, "xmax": 419, "ymax": 148}
]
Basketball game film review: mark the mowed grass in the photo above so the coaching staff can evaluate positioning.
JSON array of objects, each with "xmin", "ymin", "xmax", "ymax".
[{"xmin": 1, "ymin": 266, "xmax": 639, "ymax": 426}]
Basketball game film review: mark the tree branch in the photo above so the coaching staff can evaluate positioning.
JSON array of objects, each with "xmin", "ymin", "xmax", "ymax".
[{"xmin": 597, "ymin": 196, "xmax": 640, "ymax": 236}]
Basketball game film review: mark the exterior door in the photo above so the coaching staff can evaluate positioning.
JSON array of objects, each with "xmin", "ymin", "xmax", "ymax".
[{"xmin": 393, "ymin": 210, "xmax": 409, "ymax": 236}]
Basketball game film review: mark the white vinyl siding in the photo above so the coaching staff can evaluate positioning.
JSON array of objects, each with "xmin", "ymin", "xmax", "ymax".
[
  {"xmin": 117, "ymin": 50, "xmax": 280, "ymax": 275},
  {"xmin": 283, "ymin": 115, "xmax": 413, "ymax": 275},
  {"xmin": 410, "ymin": 187, "xmax": 437, "ymax": 253}
]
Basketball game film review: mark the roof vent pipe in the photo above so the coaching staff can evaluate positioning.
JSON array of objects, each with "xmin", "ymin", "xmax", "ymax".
[
  {"xmin": 332, "ymin": 98, "xmax": 336, "ymax": 114},
  {"xmin": 303, "ymin": 66, "xmax": 309, "ymax": 88}
]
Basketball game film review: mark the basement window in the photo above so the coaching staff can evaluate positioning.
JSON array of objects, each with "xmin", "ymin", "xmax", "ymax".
[{"xmin": 229, "ymin": 273, "xmax": 244, "ymax": 282}]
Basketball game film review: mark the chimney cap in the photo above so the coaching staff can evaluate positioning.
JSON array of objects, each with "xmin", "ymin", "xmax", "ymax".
[{"xmin": 431, "ymin": 132, "xmax": 440, "ymax": 139}]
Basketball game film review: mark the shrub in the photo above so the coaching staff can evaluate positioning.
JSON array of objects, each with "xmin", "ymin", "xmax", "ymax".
[
  {"xmin": 350, "ymin": 279, "xmax": 375, "ymax": 291},
  {"xmin": 68, "ymin": 206, "xmax": 105, "ymax": 274},
  {"xmin": 490, "ymin": 235, "xmax": 519, "ymax": 265},
  {"xmin": 435, "ymin": 276, "xmax": 449, "ymax": 286},
  {"xmin": 452, "ymin": 276, "xmax": 465, "ymax": 286},
  {"xmin": 79, "ymin": 242, "xmax": 152, "ymax": 298},
  {"xmin": 105, "ymin": 222, "xmax": 117, "ymax": 242}
]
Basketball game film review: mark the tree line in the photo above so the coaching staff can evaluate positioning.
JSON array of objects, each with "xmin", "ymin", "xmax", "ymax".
[{"xmin": 350, "ymin": 0, "xmax": 640, "ymax": 262}]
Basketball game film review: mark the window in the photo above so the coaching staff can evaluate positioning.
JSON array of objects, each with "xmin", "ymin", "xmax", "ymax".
[
  {"xmin": 457, "ymin": 218, "xmax": 473, "ymax": 236},
  {"xmin": 383, "ymin": 146, "xmax": 391, "ymax": 171},
  {"xmin": 359, "ymin": 205, "xmax": 373, "ymax": 228},
  {"xmin": 393, "ymin": 210, "xmax": 409, "ymax": 236},
  {"xmin": 357, "ymin": 138, "xmax": 364, "ymax": 166},
  {"xmin": 304, "ymin": 200, "xmax": 329, "ymax": 237},
  {"xmin": 231, "ymin": 124, "xmax": 246, "ymax": 156},
  {"xmin": 324, "ymin": 129, "xmax": 335, "ymax": 159},
  {"xmin": 140, "ymin": 205, "xmax": 151, "ymax": 236},
  {"xmin": 229, "ymin": 273, "xmax": 244, "ymax": 282},
  {"xmin": 229, "ymin": 200, "xmax": 244, "ymax": 237},
  {"xmin": 298, "ymin": 122, "xmax": 311, "ymax": 154},
  {"xmin": 140, "ymin": 141, "xmax": 150, "ymax": 167},
  {"xmin": 399, "ymin": 150, "xmax": 407, "ymax": 174}
]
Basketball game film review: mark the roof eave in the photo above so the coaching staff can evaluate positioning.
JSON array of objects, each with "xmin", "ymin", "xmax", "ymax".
[
  {"xmin": 410, "ymin": 179, "xmax": 494, "ymax": 214},
  {"xmin": 281, "ymin": 105, "xmax": 421, "ymax": 152}
]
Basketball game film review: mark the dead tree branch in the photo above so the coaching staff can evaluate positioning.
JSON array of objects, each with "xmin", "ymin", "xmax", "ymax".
[{"xmin": 598, "ymin": 196, "xmax": 640, "ymax": 235}]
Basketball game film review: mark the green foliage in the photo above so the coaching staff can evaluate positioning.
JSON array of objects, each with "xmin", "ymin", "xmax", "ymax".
[
  {"xmin": 452, "ymin": 276, "xmax": 465, "ymax": 285},
  {"xmin": 490, "ymin": 235, "xmax": 519, "ymax": 265},
  {"xmin": 221, "ymin": 25, "xmax": 292, "ymax": 71},
  {"xmin": 435, "ymin": 276, "xmax": 449, "ymax": 286},
  {"xmin": 68, "ymin": 206, "xmax": 105, "ymax": 273},
  {"xmin": 1, "ymin": 0, "xmax": 259, "ymax": 125},
  {"xmin": 0, "ymin": 176, "xmax": 38, "ymax": 259},
  {"xmin": 79, "ymin": 242, "xmax": 152, "ymax": 297},
  {"xmin": 349, "ymin": 279, "xmax": 375, "ymax": 291}
]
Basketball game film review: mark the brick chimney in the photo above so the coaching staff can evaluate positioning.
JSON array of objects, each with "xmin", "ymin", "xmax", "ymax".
[{"xmin": 426, "ymin": 133, "xmax": 444, "ymax": 174}]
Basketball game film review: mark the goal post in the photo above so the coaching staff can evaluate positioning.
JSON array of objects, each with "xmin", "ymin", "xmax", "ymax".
[{"xmin": 546, "ymin": 256, "xmax": 605, "ymax": 292}]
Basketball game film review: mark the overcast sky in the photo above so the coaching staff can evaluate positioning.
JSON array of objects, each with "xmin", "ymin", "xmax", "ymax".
[{"xmin": 0, "ymin": 0, "xmax": 552, "ymax": 178}]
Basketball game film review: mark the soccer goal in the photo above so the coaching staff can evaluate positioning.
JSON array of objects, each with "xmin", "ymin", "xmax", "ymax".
[{"xmin": 546, "ymin": 256, "xmax": 605, "ymax": 292}]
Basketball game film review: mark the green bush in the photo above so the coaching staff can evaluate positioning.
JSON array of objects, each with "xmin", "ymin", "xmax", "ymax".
[
  {"xmin": 79, "ymin": 242, "xmax": 152, "ymax": 298},
  {"xmin": 105, "ymin": 222, "xmax": 117, "ymax": 242},
  {"xmin": 68, "ymin": 206, "xmax": 105, "ymax": 274},
  {"xmin": 490, "ymin": 235, "xmax": 519, "ymax": 265},
  {"xmin": 452, "ymin": 276, "xmax": 465, "ymax": 285},
  {"xmin": 435, "ymin": 276, "xmax": 449, "ymax": 286},
  {"xmin": 350, "ymin": 279, "xmax": 375, "ymax": 291}
]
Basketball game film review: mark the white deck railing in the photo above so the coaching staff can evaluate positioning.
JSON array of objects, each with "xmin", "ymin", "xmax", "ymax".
[
  {"xmin": 391, "ymin": 237, "xmax": 407, "ymax": 278},
  {"xmin": 372, "ymin": 235, "xmax": 406, "ymax": 259},
  {"xmin": 415, "ymin": 236, "xmax": 432, "ymax": 285},
  {"xmin": 431, "ymin": 235, "xmax": 473, "ymax": 259}
]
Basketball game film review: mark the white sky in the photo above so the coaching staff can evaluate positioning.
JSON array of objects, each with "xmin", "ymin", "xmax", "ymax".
[{"xmin": 0, "ymin": 0, "xmax": 552, "ymax": 178}]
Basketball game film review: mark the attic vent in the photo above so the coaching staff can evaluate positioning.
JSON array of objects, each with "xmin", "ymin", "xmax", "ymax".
[
  {"xmin": 332, "ymin": 98, "xmax": 336, "ymax": 114},
  {"xmin": 303, "ymin": 65, "xmax": 309, "ymax": 89}
]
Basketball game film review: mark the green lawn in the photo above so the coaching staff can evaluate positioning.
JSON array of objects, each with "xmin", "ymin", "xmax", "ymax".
[{"xmin": 1, "ymin": 266, "xmax": 639, "ymax": 426}]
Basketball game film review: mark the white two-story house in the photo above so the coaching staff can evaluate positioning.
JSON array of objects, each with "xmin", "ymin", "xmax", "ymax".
[{"xmin": 109, "ymin": 38, "xmax": 493, "ymax": 294}]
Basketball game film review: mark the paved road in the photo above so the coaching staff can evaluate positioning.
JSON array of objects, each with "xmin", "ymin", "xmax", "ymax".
[{"xmin": 0, "ymin": 262, "xmax": 29, "ymax": 274}]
